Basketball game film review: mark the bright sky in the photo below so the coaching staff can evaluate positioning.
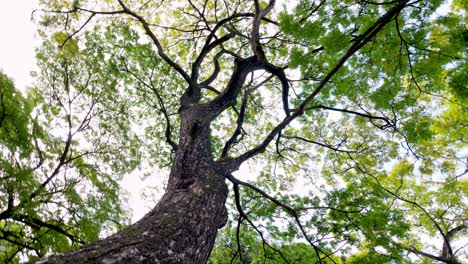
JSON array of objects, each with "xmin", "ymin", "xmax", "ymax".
[{"xmin": 0, "ymin": 1, "xmax": 39, "ymax": 91}]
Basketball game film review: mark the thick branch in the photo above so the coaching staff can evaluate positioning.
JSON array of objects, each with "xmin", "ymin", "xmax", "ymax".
[
  {"xmin": 251, "ymin": 0, "xmax": 276, "ymax": 59},
  {"xmin": 406, "ymin": 246, "xmax": 458, "ymax": 264},
  {"xmin": 219, "ymin": 0, "xmax": 410, "ymax": 172},
  {"xmin": 442, "ymin": 224, "xmax": 467, "ymax": 260},
  {"xmin": 191, "ymin": 33, "xmax": 235, "ymax": 85},
  {"xmin": 207, "ymin": 56, "xmax": 263, "ymax": 118},
  {"xmin": 199, "ymin": 50, "xmax": 227, "ymax": 88},
  {"xmin": 264, "ymin": 63, "xmax": 290, "ymax": 117}
]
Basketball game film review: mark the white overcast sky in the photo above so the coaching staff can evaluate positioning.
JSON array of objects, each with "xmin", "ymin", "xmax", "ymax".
[{"xmin": 0, "ymin": 1, "xmax": 40, "ymax": 91}]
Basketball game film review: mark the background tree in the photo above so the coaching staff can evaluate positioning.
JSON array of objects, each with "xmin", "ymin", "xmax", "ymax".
[
  {"xmin": 0, "ymin": 32, "xmax": 141, "ymax": 262},
  {"xmin": 0, "ymin": 0, "xmax": 466, "ymax": 263}
]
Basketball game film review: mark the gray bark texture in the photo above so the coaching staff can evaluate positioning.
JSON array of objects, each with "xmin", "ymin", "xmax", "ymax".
[{"xmin": 32, "ymin": 108, "xmax": 229, "ymax": 264}]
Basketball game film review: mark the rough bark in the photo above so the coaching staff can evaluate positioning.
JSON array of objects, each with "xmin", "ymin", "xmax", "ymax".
[{"xmin": 32, "ymin": 106, "xmax": 229, "ymax": 264}]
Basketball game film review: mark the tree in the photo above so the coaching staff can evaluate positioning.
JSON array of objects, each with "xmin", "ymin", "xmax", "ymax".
[
  {"xmin": 0, "ymin": 33, "xmax": 141, "ymax": 262},
  {"xmin": 1, "ymin": 0, "xmax": 466, "ymax": 263}
]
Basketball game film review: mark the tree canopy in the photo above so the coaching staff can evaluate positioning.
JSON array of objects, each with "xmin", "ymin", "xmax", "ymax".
[{"xmin": 0, "ymin": 0, "xmax": 467, "ymax": 263}]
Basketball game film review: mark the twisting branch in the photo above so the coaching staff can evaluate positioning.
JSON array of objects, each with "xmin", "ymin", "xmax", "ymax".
[
  {"xmin": 264, "ymin": 63, "xmax": 290, "ymax": 117},
  {"xmin": 191, "ymin": 31, "xmax": 235, "ymax": 85},
  {"xmin": 251, "ymin": 0, "xmax": 276, "ymax": 59},
  {"xmin": 219, "ymin": 0, "xmax": 410, "ymax": 173},
  {"xmin": 192, "ymin": 10, "xmax": 279, "ymax": 86},
  {"xmin": 199, "ymin": 50, "xmax": 227, "ymax": 88},
  {"xmin": 202, "ymin": 12, "xmax": 278, "ymax": 54},
  {"xmin": 207, "ymin": 56, "xmax": 264, "ymax": 118}
]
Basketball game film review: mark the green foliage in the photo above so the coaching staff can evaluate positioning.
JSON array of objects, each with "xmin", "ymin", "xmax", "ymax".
[
  {"xmin": 3, "ymin": 0, "xmax": 467, "ymax": 263},
  {"xmin": 209, "ymin": 0, "xmax": 467, "ymax": 262},
  {"xmin": 0, "ymin": 29, "xmax": 145, "ymax": 261},
  {"xmin": 209, "ymin": 221, "xmax": 323, "ymax": 264},
  {"xmin": 0, "ymin": 72, "xmax": 33, "ymax": 154}
]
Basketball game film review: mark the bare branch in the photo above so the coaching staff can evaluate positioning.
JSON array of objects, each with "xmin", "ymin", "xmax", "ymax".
[
  {"xmin": 221, "ymin": 90, "xmax": 249, "ymax": 158},
  {"xmin": 231, "ymin": 178, "xmax": 292, "ymax": 264},
  {"xmin": 302, "ymin": 104, "xmax": 397, "ymax": 130},
  {"xmin": 251, "ymin": 0, "xmax": 276, "ymax": 59},
  {"xmin": 59, "ymin": 13, "xmax": 95, "ymax": 48},
  {"xmin": 282, "ymin": 135, "xmax": 364, "ymax": 154}
]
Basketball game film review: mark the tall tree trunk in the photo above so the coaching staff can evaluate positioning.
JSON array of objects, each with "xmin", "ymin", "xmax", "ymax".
[{"xmin": 34, "ymin": 108, "xmax": 229, "ymax": 264}]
